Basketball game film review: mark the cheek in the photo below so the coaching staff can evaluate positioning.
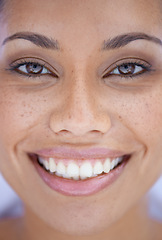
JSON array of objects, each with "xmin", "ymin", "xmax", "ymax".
[
  {"xmin": 114, "ymin": 90, "xmax": 162, "ymax": 174},
  {"xmin": 0, "ymin": 87, "xmax": 52, "ymax": 193},
  {"xmin": 114, "ymin": 92, "xmax": 162, "ymax": 147},
  {"xmin": 0, "ymin": 88, "xmax": 47, "ymax": 144}
]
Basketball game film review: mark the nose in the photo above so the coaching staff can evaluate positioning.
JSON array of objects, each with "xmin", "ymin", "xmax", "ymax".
[{"xmin": 49, "ymin": 74, "xmax": 111, "ymax": 137}]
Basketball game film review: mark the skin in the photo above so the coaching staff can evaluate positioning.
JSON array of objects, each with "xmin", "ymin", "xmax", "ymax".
[{"xmin": 0, "ymin": 0, "xmax": 162, "ymax": 239}]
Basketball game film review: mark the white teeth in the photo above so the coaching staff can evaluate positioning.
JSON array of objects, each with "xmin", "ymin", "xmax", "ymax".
[
  {"xmin": 103, "ymin": 158, "xmax": 111, "ymax": 173},
  {"xmin": 73, "ymin": 176, "xmax": 80, "ymax": 180},
  {"xmin": 117, "ymin": 157, "xmax": 123, "ymax": 164},
  {"xmin": 115, "ymin": 158, "xmax": 119, "ymax": 166},
  {"xmin": 56, "ymin": 162, "xmax": 66, "ymax": 175},
  {"xmin": 38, "ymin": 155, "xmax": 123, "ymax": 180},
  {"xmin": 49, "ymin": 158, "xmax": 56, "ymax": 173},
  {"xmin": 67, "ymin": 162, "xmax": 80, "ymax": 179},
  {"xmin": 62, "ymin": 172, "xmax": 72, "ymax": 179},
  {"xmin": 110, "ymin": 159, "xmax": 116, "ymax": 170},
  {"xmin": 38, "ymin": 156, "xmax": 44, "ymax": 165},
  {"xmin": 44, "ymin": 160, "xmax": 50, "ymax": 170},
  {"xmin": 93, "ymin": 161, "xmax": 103, "ymax": 175},
  {"xmin": 80, "ymin": 162, "xmax": 93, "ymax": 179}
]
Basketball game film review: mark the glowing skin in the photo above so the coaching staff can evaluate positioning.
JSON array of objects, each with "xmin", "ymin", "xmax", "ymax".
[{"xmin": 0, "ymin": 0, "xmax": 162, "ymax": 239}]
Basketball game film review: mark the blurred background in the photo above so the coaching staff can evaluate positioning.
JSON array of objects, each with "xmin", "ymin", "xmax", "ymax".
[
  {"xmin": 0, "ymin": 173, "xmax": 23, "ymax": 219},
  {"xmin": 0, "ymin": 172, "xmax": 162, "ymax": 221}
]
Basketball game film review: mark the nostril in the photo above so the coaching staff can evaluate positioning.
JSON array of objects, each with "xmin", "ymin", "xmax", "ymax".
[
  {"xmin": 91, "ymin": 130, "xmax": 103, "ymax": 134},
  {"xmin": 49, "ymin": 107, "xmax": 112, "ymax": 136},
  {"xmin": 88, "ymin": 129, "xmax": 105, "ymax": 136},
  {"xmin": 54, "ymin": 129, "xmax": 104, "ymax": 139},
  {"xmin": 55, "ymin": 129, "xmax": 73, "ymax": 136}
]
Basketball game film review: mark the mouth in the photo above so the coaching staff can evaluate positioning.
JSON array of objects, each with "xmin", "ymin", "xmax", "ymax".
[
  {"xmin": 29, "ymin": 149, "xmax": 131, "ymax": 196},
  {"xmin": 37, "ymin": 155, "xmax": 125, "ymax": 180}
]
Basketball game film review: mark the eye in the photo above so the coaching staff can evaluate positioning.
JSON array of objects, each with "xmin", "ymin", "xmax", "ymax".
[
  {"xmin": 112, "ymin": 63, "xmax": 143, "ymax": 75},
  {"xmin": 103, "ymin": 61, "xmax": 151, "ymax": 79},
  {"xmin": 9, "ymin": 59, "xmax": 59, "ymax": 78},
  {"xmin": 19, "ymin": 62, "xmax": 49, "ymax": 75}
]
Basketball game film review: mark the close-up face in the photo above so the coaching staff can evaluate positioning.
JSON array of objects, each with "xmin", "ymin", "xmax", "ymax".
[{"xmin": 0, "ymin": 0, "xmax": 162, "ymax": 236}]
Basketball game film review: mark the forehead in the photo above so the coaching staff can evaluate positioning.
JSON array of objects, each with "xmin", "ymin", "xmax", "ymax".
[
  {"xmin": 5, "ymin": 0, "xmax": 161, "ymax": 28},
  {"xmin": 2, "ymin": 0, "xmax": 162, "ymax": 53}
]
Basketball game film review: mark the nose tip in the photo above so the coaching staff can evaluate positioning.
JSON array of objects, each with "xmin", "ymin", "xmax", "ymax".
[{"xmin": 49, "ymin": 108, "xmax": 111, "ymax": 137}]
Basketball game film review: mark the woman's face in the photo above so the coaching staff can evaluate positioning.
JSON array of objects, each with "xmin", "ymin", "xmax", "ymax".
[{"xmin": 0, "ymin": 0, "xmax": 162, "ymax": 236}]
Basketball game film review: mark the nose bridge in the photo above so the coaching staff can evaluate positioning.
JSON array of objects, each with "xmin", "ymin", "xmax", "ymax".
[
  {"xmin": 67, "ymin": 72, "xmax": 94, "ymax": 122},
  {"xmin": 50, "ymin": 67, "xmax": 111, "ymax": 136}
]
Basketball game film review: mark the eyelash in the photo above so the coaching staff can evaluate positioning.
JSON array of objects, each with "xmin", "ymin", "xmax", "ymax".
[
  {"xmin": 102, "ymin": 60, "xmax": 152, "ymax": 79},
  {"xmin": 8, "ymin": 60, "xmax": 58, "ymax": 78},
  {"xmin": 8, "ymin": 59, "xmax": 152, "ymax": 81}
]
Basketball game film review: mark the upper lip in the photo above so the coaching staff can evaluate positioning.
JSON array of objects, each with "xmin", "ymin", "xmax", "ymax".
[{"xmin": 33, "ymin": 147, "xmax": 130, "ymax": 160}]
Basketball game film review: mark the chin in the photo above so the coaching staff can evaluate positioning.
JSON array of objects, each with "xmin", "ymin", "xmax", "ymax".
[{"xmin": 32, "ymin": 201, "xmax": 123, "ymax": 237}]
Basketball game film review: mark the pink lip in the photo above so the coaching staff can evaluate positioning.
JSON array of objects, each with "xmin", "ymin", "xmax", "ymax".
[
  {"xmin": 33, "ymin": 156, "xmax": 129, "ymax": 196},
  {"xmin": 35, "ymin": 147, "xmax": 127, "ymax": 159},
  {"xmin": 31, "ymin": 147, "xmax": 130, "ymax": 196}
]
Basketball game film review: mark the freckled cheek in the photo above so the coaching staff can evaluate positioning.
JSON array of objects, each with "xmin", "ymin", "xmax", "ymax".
[
  {"xmin": 0, "ymin": 92, "xmax": 49, "ymax": 144},
  {"xmin": 117, "ymin": 96, "xmax": 162, "ymax": 147}
]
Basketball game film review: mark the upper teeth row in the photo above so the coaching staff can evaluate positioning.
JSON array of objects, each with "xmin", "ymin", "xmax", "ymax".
[{"xmin": 38, "ymin": 156, "xmax": 123, "ymax": 180}]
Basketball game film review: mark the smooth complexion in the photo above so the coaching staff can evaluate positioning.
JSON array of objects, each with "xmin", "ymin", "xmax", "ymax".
[{"xmin": 0, "ymin": 0, "xmax": 162, "ymax": 239}]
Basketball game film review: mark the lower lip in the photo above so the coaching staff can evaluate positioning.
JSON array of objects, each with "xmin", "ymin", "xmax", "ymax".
[{"xmin": 32, "ymin": 156, "xmax": 129, "ymax": 196}]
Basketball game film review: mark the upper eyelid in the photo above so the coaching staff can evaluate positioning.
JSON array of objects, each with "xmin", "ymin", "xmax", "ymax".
[
  {"xmin": 9, "ymin": 57, "xmax": 59, "ymax": 75},
  {"xmin": 8, "ymin": 57, "xmax": 152, "ymax": 78},
  {"xmin": 102, "ymin": 59, "xmax": 151, "ymax": 77}
]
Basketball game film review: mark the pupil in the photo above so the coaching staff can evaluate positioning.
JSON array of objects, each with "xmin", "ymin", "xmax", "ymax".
[
  {"xmin": 26, "ymin": 63, "xmax": 43, "ymax": 74},
  {"xmin": 119, "ymin": 63, "xmax": 135, "ymax": 75},
  {"xmin": 33, "ymin": 64, "xmax": 37, "ymax": 69}
]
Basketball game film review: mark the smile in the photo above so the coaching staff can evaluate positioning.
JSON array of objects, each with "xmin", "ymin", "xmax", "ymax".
[
  {"xmin": 38, "ymin": 156, "xmax": 123, "ymax": 180},
  {"xmin": 30, "ymin": 147, "xmax": 131, "ymax": 196}
]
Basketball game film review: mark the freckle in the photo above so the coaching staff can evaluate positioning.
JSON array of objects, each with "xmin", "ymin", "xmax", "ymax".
[{"xmin": 68, "ymin": 114, "xmax": 72, "ymax": 119}]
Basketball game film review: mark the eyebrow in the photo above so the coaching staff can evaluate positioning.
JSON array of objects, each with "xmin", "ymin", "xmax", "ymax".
[
  {"xmin": 2, "ymin": 32, "xmax": 60, "ymax": 50},
  {"xmin": 2, "ymin": 31, "xmax": 162, "ymax": 51},
  {"xmin": 102, "ymin": 32, "xmax": 162, "ymax": 50}
]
